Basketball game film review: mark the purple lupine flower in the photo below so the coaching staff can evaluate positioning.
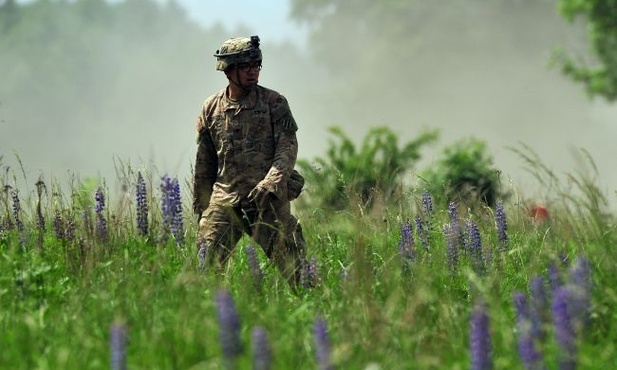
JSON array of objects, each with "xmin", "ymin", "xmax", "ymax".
[
  {"xmin": 567, "ymin": 256, "xmax": 592, "ymax": 333},
  {"xmin": 11, "ymin": 189, "xmax": 24, "ymax": 232},
  {"xmin": 443, "ymin": 223, "xmax": 459, "ymax": 273},
  {"xmin": 568, "ymin": 255, "xmax": 591, "ymax": 297},
  {"xmin": 245, "ymin": 246, "xmax": 263, "ymax": 290},
  {"xmin": 513, "ymin": 292, "xmax": 545, "ymax": 370},
  {"xmin": 95, "ymin": 187, "xmax": 108, "ymax": 242},
  {"xmin": 551, "ymin": 287, "xmax": 577, "ymax": 370},
  {"xmin": 160, "ymin": 175, "xmax": 184, "ymax": 244},
  {"xmin": 65, "ymin": 215, "xmax": 76, "ymax": 242},
  {"xmin": 470, "ymin": 301, "xmax": 492, "ymax": 370},
  {"xmin": 421, "ymin": 190, "xmax": 434, "ymax": 217},
  {"xmin": 53, "ymin": 210, "xmax": 65, "ymax": 240},
  {"xmin": 160, "ymin": 174, "xmax": 174, "ymax": 233},
  {"xmin": 461, "ymin": 226, "xmax": 470, "ymax": 254},
  {"xmin": 398, "ymin": 220, "xmax": 415, "ymax": 267},
  {"xmin": 448, "ymin": 201, "xmax": 458, "ymax": 224},
  {"xmin": 110, "ymin": 321, "xmax": 127, "ymax": 370},
  {"xmin": 415, "ymin": 215, "xmax": 429, "ymax": 251},
  {"xmin": 95, "ymin": 187, "xmax": 104, "ymax": 214},
  {"xmin": 251, "ymin": 327, "xmax": 271, "ymax": 370},
  {"xmin": 495, "ymin": 200, "xmax": 508, "ymax": 255},
  {"xmin": 216, "ymin": 289, "xmax": 243, "ymax": 367},
  {"xmin": 314, "ymin": 317, "xmax": 334, "ymax": 370},
  {"xmin": 53, "ymin": 210, "xmax": 75, "ymax": 243},
  {"xmin": 529, "ymin": 276, "xmax": 548, "ymax": 342},
  {"xmin": 467, "ymin": 220, "xmax": 486, "ymax": 275},
  {"xmin": 171, "ymin": 177, "xmax": 184, "ymax": 242},
  {"xmin": 135, "ymin": 172, "xmax": 148, "ymax": 236},
  {"xmin": 302, "ymin": 256, "xmax": 320, "ymax": 289}
]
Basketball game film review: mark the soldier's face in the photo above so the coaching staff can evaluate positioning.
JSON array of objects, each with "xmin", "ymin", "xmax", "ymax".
[{"xmin": 233, "ymin": 62, "xmax": 261, "ymax": 87}]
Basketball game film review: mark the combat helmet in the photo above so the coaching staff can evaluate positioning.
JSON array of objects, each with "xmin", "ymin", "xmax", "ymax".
[{"xmin": 214, "ymin": 35, "xmax": 262, "ymax": 71}]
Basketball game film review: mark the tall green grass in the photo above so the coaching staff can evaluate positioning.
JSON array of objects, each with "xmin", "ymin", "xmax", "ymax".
[{"xmin": 0, "ymin": 156, "xmax": 615, "ymax": 369}]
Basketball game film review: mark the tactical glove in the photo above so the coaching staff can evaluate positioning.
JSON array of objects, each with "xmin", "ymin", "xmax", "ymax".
[{"xmin": 247, "ymin": 182, "xmax": 275, "ymax": 206}]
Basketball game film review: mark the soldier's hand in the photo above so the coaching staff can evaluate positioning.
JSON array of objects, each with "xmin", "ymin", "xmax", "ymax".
[{"xmin": 247, "ymin": 183, "xmax": 273, "ymax": 206}]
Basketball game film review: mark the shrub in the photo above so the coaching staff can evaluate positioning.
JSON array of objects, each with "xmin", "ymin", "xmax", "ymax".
[
  {"xmin": 297, "ymin": 126, "xmax": 439, "ymax": 211},
  {"xmin": 421, "ymin": 138, "xmax": 503, "ymax": 207}
]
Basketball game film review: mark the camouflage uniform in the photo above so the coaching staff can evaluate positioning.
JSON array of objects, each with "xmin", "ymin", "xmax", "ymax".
[{"xmin": 193, "ymin": 36, "xmax": 306, "ymax": 286}]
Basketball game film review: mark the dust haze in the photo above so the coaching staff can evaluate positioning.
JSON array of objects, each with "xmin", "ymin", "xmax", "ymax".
[{"xmin": 2, "ymin": 0, "xmax": 616, "ymax": 207}]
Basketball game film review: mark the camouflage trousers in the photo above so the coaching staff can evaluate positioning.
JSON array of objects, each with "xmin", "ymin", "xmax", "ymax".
[{"xmin": 197, "ymin": 199, "xmax": 306, "ymax": 287}]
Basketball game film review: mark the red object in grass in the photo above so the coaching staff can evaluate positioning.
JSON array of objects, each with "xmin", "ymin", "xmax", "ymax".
[{"xmin": 530, "ymin": 205, "xmax": 549, "ymax": 224}]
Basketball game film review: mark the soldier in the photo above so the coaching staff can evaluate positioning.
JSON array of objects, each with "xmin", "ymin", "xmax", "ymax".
[{"xmin": 193, "ymin": 35, "xmax": 307, "ymax": 288}]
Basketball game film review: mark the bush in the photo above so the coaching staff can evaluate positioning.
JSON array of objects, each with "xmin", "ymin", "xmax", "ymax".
[
  {"xmin": 297, "ymin": 126, "xmax": 438, "ymax": 211},
  {"xmin": 421, "ymin": 138, "xmax": 503, "ymax": 207}
]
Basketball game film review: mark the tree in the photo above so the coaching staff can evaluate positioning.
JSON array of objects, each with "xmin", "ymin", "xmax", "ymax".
[
  {"xmin": 0, "ymin": 0, "xmax": 18, "ymax": 33},
  {"xmin": 556, "ymin": 0, "xmax": 617, "ymax": 101},
  {"xmin": 0, "ymin": 0, "xmax": 230, "ymax": 179}
]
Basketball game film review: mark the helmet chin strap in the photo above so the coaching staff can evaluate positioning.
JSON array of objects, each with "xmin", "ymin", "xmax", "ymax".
[{"xmin": 229, "ymin": 69, "xmax": 255, "ymax": 93}]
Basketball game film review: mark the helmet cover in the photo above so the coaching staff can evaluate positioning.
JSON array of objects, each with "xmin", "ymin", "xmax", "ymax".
[{"xmin": 214, "ymin": 35, "xmax": 262, "ymax": 71}]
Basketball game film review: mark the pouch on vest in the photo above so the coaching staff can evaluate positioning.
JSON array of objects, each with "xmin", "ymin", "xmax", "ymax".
[{"xmin": 287, "ymin": 169, "xmax": 305, "ymax": 200}]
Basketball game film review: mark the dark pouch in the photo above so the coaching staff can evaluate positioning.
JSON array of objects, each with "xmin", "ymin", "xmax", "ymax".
[{"xmin": 287, "ymin": 169, "xmax": 305, "ymax": 200}]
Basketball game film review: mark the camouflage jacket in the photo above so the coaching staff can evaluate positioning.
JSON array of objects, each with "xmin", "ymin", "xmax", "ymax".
[{"xmin": 193, "ymin": 84, "xmax": 298, "ymax": 214}]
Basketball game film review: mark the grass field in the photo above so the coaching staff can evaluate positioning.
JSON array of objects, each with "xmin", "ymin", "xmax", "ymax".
[{"xmin": 1, "ymin": 163, "xmax": 615, "ymax": 369}]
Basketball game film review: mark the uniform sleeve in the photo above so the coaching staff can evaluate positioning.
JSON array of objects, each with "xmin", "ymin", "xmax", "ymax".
[
  {"xmin": 261, "ymin": 95, "xmax": 298, "ymax": 200},
  {"xmin": 192, "ymin": 110, "xmax": 218, "ymax": 216}
]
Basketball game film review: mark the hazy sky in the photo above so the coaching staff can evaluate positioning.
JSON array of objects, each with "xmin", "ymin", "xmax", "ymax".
[
  {"xmin": 16, "ymin": 0, "xmax": 307, "ymax": 43},
  {"xmin": 161, "ymin": 0, "xmax": 307, "ymax": 44}
]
